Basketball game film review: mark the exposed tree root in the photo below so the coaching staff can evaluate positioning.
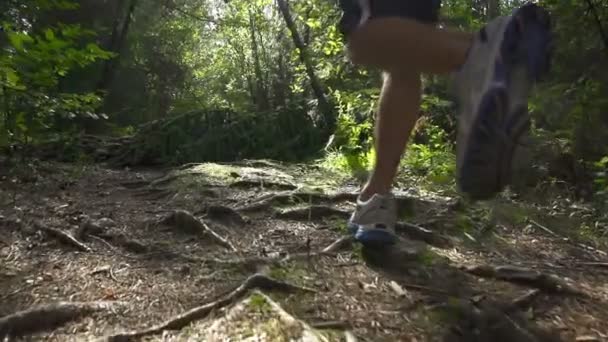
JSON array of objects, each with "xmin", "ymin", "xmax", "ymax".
[
  {"xmin": 149, "ymin": 173, "xmax": 180, "ymax": 187},
  {"xmin": 396, "ymin": 222, "xmax": 453, "ymax": 248},
  {"xmin": 506, "ymin": 290, "xmax": 543, "ymax": 312},
  {"xmin": 33, "ymin": 221, "xmax": 92, "ymax": 252},
  {"xmin": 131, "ymin": 187, "xmax": 175, "ymax": 201},
  {"xmin": 103, "ymin": 274, "xmax": 315, "ymax": 341},
  {"xmin": 203, "ymin": 205, "xmax": 248, "ymax": 226},
  {"xmin": 575, "ymin": 261, "xmax": 608, "ymax": 269},
  {"xmin": 440, "ymin": 299, "xmax": 565, "ymax": 342},
  {"xmin": 461, "ymin": 264, "xmax": 587, "ymax": 297},
  {"xmin": 77, "ymin": 219, "xmax": 153, "ymax": 255},
  {"xmin": 172, "ymin": 235, "xmax": 354, "ymax": 272},
  {"xmin": 159, "ymin": 210, "xmax": 237, "ymax": 251},
  {"xmin": 321, "ymin": 235, "xmax": 354, "ymax": 254},
  {"xmin": 0, "ymin": 301, "xmax": 120, "ymax": 339},
  {"xmin": 229, "ymin": 179, "xmax": 298, "ymax": 190},
  {"xmin": 119, "ymin": 180, "xmax": 151, "ymax": 189},
  {"xmin": 528, "ymin": 219, "xmax": 607, "ymax": 257},
  {"xmin": 235, "ymin": 190, "xmax": 418, "ymax": 213},
  {"xmin": 274, "ymin": 205, "xmax": 351, "ymax": 221},
  {"xmin": 264, "ymin": 203, "xmax": 450, "ymax": 248},
  {"xmin": 223, "ymin": 159, "xmax": 287, "ymax": 169},
  {"xmin": 310, "ymin": 320, "xmax": 351, "ymax": 330}
]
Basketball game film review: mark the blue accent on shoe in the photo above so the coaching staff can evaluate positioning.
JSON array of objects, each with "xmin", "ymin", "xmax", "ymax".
[
  {"xmin": 354, "ymin": 226, "xmax": 397, "ymax": 247},
  {"xmin": 346, "ymin": 221, "xmax": 358, "ymax": 235}
]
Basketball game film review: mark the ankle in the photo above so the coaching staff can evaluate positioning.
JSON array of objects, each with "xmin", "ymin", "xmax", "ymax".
[{"xmin": 359, "ymin": 187, "xmax": 391, "ymax": 202}]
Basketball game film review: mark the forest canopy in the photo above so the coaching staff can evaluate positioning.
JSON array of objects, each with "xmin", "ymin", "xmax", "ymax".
[{"xmin": 1, "ymin": 0, "xmax": 607, "ymax": 203}]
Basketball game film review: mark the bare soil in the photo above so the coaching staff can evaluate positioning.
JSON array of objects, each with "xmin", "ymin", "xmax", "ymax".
[{"xmin": 1, "ymin": 160, "xmax": 607, "ymax": 341}]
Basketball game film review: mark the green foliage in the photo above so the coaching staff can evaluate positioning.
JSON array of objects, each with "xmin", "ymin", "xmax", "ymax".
[
  {"xmin": 1, "ymin": 1, "xmax": 113, "ymax": 147},
  {"xmin": 403, "ymin": 121, "xmax": 456, "ymax": 187},
  {"xmin": 119, "ymin": 107, "xmax": 323, "ymax": 165},
  {"xmin": 593, "ymin": 156, "xmax": 608, "ymax": 198},
  {"xmin": 1, "ymin": 0, "xmax": 607, "ymax": 204}
]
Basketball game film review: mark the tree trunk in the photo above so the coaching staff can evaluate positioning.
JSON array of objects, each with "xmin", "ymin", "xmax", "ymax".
[
  {"xmin": 248, "ymin": 9, "xmax": 270, "ymax": 111},
  {"xmin": 97, "ymin": 0, "xmax": 138, "ymax": 91},
  {"xmin": 584, "ymin": 0, "xmax": 608, "ymax": 57},
  {"xmin": 276, "ymin": 0, "xmax": 334, "ymax": 133}
]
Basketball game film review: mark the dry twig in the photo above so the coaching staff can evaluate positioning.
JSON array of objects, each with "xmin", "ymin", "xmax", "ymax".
[{"xmin": 34, "ymin": 221, "xmax": 91, "ymax": 252}]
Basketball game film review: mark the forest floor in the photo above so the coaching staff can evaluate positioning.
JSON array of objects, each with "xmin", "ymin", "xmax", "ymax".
[{"xmin": 1, "ymin": 159, "xmax": 608, "ymax": 341}]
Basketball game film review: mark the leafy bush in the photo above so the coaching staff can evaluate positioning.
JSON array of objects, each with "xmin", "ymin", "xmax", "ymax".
[
  {"xmin": 403, "ymin": 121, "xmax": 455, "ymax": 187},
  {"xmin": 1, "ymin": 2, "xmax": 114, "ymax": 147}
]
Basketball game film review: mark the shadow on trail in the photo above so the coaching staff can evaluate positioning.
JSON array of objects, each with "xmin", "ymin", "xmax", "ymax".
[{"xmin": 359, "ymin": 237, "xmax": 566, "ymax": 342}]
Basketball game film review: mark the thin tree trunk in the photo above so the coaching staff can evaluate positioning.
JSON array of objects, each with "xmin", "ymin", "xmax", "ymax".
[
  {"xmin": 256, "ymin": 25, "xmax": 272, "ymax": 105},
  {"xmin": 97, "ymin": 0, "xmax": 138, "ymax": 91},
  {"xmin": 584, "ymin": 0, "xmax": 608, "ymax": 57},
  {"xmin": 248, "ymin": 9, "xmax": 270, "ymax": 111},
  {"xmin": 276, "ymin": 0, "xmax": 334, "ymax": 133}
]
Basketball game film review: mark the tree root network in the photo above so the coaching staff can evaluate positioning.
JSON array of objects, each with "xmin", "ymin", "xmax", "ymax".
[
  {"xmin": 159, "ymin": 210, "xmax": 237, "ymax": 251},
  {"xmin": 461, "ymin": 264, "xmax": 587, "ymax": 297},
  {"xmin": 103, "ymin": 274, "xmax": 315, "ymax": 341},
  {"xmin": 235, "ymin": 190, "xmax": 418, "ymax": 213}
]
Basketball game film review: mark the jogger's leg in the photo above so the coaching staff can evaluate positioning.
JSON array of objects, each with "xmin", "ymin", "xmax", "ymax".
[
  {"xmin": 347, "ymin": 70, "xmax": 421, "ymax": 245},
  {"xmin": 347, "ymin": 17, "xmax": 473, "ymax": 75},
  {"xmin": 344, "ymin": 2, "xmax": 553, "ymax": 247},
  {"xmin": 359, "ymin": 71, "xmax": 420, "ymax": 201}
]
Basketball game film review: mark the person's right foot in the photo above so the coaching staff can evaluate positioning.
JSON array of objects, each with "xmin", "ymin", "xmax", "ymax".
[
  {"xmin": 454, "ymin": 2, "xmax": 553, "ymax": 201},
  {"xmin": 347, "ymin": 193, "xmax": 398, "ymax": 248}
]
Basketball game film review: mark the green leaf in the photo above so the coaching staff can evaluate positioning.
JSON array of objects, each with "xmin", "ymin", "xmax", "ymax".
[
  {"xmin": 44, "ymin": 28, "xmax": 55, "ymax": 41},
  {"xmin": 7, "ymin": 32, "xmax": 34, "ymax": 51}
]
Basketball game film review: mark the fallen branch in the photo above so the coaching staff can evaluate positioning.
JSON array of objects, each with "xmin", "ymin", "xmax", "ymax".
[
  {"xmin": 201, "ymin": 221, "xmax": 237, "ymax": 251},
  {"xmin": 398, "ymin": 282, "xmax": 451, "ymax": 297},
  {"xmin": 34, "ymin": 221, "xmax": 91, "ymax": 252},
  {"xmin": 396, "ymin": 222, "xmax": 452, "ymax": 248},
  {"xmin": 104, "ymin": 273, "xmax": 315, "ymax": 341},
  {"xmin": 274, "ymin": 205, "xmax": 350, "ymax": 221},
  {"xmin": 528, "ymin": 219, "xmax": 560, "ymax": 238},
  {"xmin": 461, "ymin": 264, "xmax": 587, "ymax": 297},
  {"xmin": 575, "ymin": 261, "xmax": 608, "ymax": 269},
  {"xmin": 0, "ymin": 301, "xmax": 120, "ymax": 339},
  {"xmin": 96, "ymin": 233, "xmax": 149, "ymax": 254},
  {"xmin": 321, "ymin": 235, "xmax": 353, "ymax": 254},
  {"xmin": 505, "ymin": 290, "xmax": 542, "ymax": 312},
  {"xmin": 159, "ymin": 210, "xmax": 237, "ymax": 251},
  {"xmin": 528, "ymin": 219, "xmax": 607, "ymax": 256}
]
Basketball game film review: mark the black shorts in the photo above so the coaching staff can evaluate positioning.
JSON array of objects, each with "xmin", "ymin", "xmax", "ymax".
[{"xmin": 338, "ymin": 0, "xmax": 442, "ymax": 37}]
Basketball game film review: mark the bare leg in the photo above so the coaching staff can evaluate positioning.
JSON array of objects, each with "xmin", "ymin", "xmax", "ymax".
[
  {"xmin": 347, "ymin": 18, "xmax": 472, "ymax": 200},
  {"xmin": 348, "ymin": 17, "xmax": 473, "ymax": 74},
  {"xmin": 360, "ymin": 71, "xmax": 420, "ymax": 200}
]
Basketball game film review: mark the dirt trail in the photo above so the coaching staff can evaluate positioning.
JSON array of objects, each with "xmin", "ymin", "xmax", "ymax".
[{"xmin": 1, "ymin": 160, "xmax": 607, "ymax": 341}]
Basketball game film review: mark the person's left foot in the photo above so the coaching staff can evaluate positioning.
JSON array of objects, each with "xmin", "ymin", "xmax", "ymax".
[{"xmin": 347, "ymin": 193, "xmax": 398, "ymax": 247}]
